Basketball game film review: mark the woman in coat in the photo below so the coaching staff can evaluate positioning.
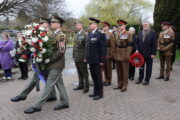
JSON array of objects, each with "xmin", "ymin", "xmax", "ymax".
[{"xmin": 0, "ymin": 33, "xmax": 15, "ymax": 80}]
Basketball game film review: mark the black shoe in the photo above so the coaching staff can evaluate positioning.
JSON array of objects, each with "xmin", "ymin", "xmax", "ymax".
[
  {"xmin": 143, "ymin": 81, "xmax": 149, "ymax": 86},
  {"xmin": 164, "ymin": 77, "xmax": 169, "ymax": 81},
  {"xmin": 73, "ymin": 86, "xmax": 83, "ymax": 90},
  {"xmin": 136, "ymin": 81, "xmax": 142, "ymax": 84},
  {"xmin": 22, "ymin": 77, "xmax": 28, "ymax": 80},
  {"xmin": 156, "ymin": 76, "xmax": 164, "ymax": 79},
  {"xmin": 24, "ymin": 107, "xmax": 41, "ymax": 114},
  {"xmin": 89, "ymin": 93, "xmax": 96, "ymax": 97},
  {"xmin": 11, "ymin": 96, "xmax": 26, "ymax": 102},
  {"xmin": 54, "ymin": 105, "xmax": 69, "ymax": 110},
  {"xmin": 18, "ymin": 77, "xmax": 23, "ymax": 80},
  {"xmin": 104, "ymin": 82, "xmax": 111, "ymax": 86},
  {"xmin": 93, "ymin": 95, "xmax": 103, "ymax": 100},
  {"xmin": 47, "ymin": 98, "xmax": 57, "ymax": 102},
  {"xmin": 129, "ymin": 77, "xmax": 134, "ymax": 81},
  {"xmin": 113, "ymin": 86, "xmax": 122, "ymax": 90},
  {"xmin": 83, "ymin": 89, "xmax": 89, "ymax": 93}
]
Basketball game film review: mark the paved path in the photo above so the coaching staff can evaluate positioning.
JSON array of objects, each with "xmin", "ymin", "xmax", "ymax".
[{"xmin": 0, "ymin": 48, "xmax": 180, "ymax": 120}]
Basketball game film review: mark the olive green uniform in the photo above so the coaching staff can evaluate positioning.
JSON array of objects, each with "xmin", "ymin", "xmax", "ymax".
[
  {"xmin": 33, "ymin": 30, "xmax": 69, "ymax": 109},
  {"xmin": 73, "ymin": 30, "xmax": 89, "ymax": 90}
]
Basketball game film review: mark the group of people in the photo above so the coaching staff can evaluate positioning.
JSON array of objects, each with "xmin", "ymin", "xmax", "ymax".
[{"xmin": 7, "ymin": 14, "xmax": 175, "ymax": 114}]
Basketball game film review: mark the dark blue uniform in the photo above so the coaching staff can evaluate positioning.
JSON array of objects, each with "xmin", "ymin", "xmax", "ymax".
[{"xmin": 85, "ymin": 29, "xmax": 106, "ymax": 97}]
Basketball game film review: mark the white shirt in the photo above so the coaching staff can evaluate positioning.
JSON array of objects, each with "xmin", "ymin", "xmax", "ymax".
[
  {"xmin": 92, "ymin": 28, "xmax": 98, "ymax": 34},
  {"xmin": 78, "ymin": 30, "xmax": 83, "ymax": 35}
]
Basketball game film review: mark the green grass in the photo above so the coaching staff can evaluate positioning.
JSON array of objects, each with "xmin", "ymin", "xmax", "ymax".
[{"xmin": 176, "ymin": 49, "xmax": 180, "ymax": 61}]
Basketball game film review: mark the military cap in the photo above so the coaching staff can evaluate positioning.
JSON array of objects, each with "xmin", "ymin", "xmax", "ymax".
[
  {"xmin": 117, "ymin": 19, "xmax": 128, "ymax": 25},
  {"xmin": 102, "ymin": 22, "xmax": 110, "ymax": 27},
  {"xmin": 89, "ymin": 17, "xmax": 100, "ymax": 24},
  {"xmin": 161, "ymin": 22, "xmax": 171, "ymax": 26},
  {"xmin": 39, "ymin": 17, "xmax": 50, "ymax": 24},
  {"xmin": 75, "ymin": 21, "xmax": 83, "ymax": 25},
  {"xmin": 51, "ymin": 15, "xmax": 65, "ymax": 24}
]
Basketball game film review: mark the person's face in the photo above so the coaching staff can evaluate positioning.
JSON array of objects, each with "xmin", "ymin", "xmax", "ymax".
[
  {"xmin": 51, "ymin": 22, "xmax": 61, "ymax": 29},
  {"xmin": 161, "ymin": 25, "xmax": 169, "ymax": 31},
  {"xmin": 75, "ymin": 23, "xmax": 83, "ymax": 31},
  {"xmin": 118, "ymin": 24, "xmax": 126, "ymax": 31},
  {"xmin": 89, "ymin": 22, "xmax": 98, "ymax": 30},
  {"xmin": 129, "ymin": 29, "xmax": 135, "ymax": 35},
  {"xmin": 42, "ymin": 22, "xmax": 50, "ymax": 29},
  {"xmin": 17, "ymin": 33, "xmax": 22, "ymax": 39},
  {"xmin": 3, "ymin": 35, "xmax": 8, "ymax": 41},
  {"xmin": 102, "ymin": 26, "xmax": 109, "ymax": 31},
  {"xmin": 113, "ymin": 27, "xmax": 117, "ymax": 32},
  {"xmin": 142, "ymin": 22, "xmax": 150, "ymax": 30}
]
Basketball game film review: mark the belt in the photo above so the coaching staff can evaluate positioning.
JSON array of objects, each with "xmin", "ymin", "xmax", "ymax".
[{"xmin": 117, "ymin": 42, "xmax": 133, "ymax": 48}]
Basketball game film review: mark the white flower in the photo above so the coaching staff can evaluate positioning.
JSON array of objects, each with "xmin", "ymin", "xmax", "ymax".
[
  {"xmin": 39, "ymin": 42, "xmax": 43, "ymax": 47},
  {"xmin": 26, "ymin": 39, "xmax": 32, "ymax": 44},
  {"xmin": 23, "ymin": 30, "xmax": 32, "ymax": 36},
  {"xmin": 36, "ymin": 57, "xmax": 43, "ymax": 63},
  {"xmin": 42, "ymin": 36, "xmax": 49, "ymax": 42},
  {"xmin": 23, "ymin": 46, "xmax": 26, "ymax": 49},
  {"xmin": 32, "ymin": 23, "xmax": 39, "ymax": 27},
  {"xmin": 39, "ymin": 26, "xmax": 46, "ymax": 31},
  {"xmin": 25, "ymin": 24, "xmax": 32, "ymax": 29},
  {"xmin": 40, "ymin": 48, "xmax": 46, "ymax": 54},
  {"xmin": 31, "ymin": 37, "xmax": 38, "ymax": 43},
  {"xmin": 30, "ymin": 47, "xmax": 36, "ymax": 52}
]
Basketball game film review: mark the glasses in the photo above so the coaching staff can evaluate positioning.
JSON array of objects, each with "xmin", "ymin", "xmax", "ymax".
[{"xmin": 118, "ymin": 24, "xmax": 123, "ymax": 26}]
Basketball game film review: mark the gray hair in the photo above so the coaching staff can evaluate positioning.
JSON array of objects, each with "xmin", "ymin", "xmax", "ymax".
[
  {"xmin": 142, "ymin": 20, "xmax": 151, "ymax": 25},
  {"xmin": 129, "ymin": 27, "xmax": 135, "ymax": 32}
]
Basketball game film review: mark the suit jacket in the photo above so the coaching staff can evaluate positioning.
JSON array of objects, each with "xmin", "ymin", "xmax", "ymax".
[
  {"xmin": 158, "ymin": 29, "xmax": 175, "ymax": 56},
  {"xmin": 73, "ymin": 31, "xmax": 87, "ymax": 62},
  {"xmin": 85, "ymin": 29, "xmax": 106, "ymax": 64},
  {"xmin": 137, "ymin": 29, "xmax": 157, "ymax": 57}
]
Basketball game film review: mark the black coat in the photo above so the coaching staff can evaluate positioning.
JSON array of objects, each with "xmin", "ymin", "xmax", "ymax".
[
  {"xmin": 85, "ymin": 29, "xmax": 106, "ymax": 64},
  {"xmin": 137, "ymin": 29, "xmax": 157, "ymax": 57}
]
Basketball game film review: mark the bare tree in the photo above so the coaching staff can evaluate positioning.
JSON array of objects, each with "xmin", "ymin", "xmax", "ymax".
[
  {"xmin": 24, "ymin": 0, "xmax": 71, "ymax": 19},
  {"xmin": 0, "ymin": 0, "xmax": 30, "ymax": 16}
]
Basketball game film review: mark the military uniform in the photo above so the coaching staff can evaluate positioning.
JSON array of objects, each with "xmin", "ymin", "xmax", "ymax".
[
  {"xmin": 86, "ymin": 17, "xmax": 106, "ymax": 100},
  {"xmin": 24, "ymin": 16, "xmax": 69, "ymax": 114},
  {"xmin": 157, "ymin": 22, "xmax": 175, "ymax": 81},
  {"xmin": 101, "ymin": 22, "xmax": 115, "ymax": 86},
  {"xmin": 113, "ymin": 19, "xmax": 132, "ymax": 92},
  {"xmin": 73, "ymin": 26, "xmax": 89, "ymax": 92},
  {"xmin": 11, "ymin": 17, "xmax": 56, "ymax": 103}
]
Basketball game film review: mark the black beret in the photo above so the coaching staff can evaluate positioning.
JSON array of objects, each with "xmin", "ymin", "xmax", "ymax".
[{"xmin": 89, "ymin": 17, "xmax": 100, "ymax": 24}]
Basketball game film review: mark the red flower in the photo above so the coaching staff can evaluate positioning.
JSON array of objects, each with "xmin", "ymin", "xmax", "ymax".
[
  {"xmin": 22, "ymin": 54, "xmax": 29, "ymax": 59},
  {"xmin": 38, "ymin": 39, "xmax": 43, "ymax": 43},
  {"xmin": 40, "ymin": 32, "xmax": 47, "ymax": 37},
  {"xmin": 35, "ymin": 25, "xmax": 40, "ymax": 29},
  {"xmin": 33, "ymin": 53, "xmax": 37, "ymax": 57},
  {"xmin": 34, "ymin": 44, "xmax": 39, "ymax": 49},
  {"xmin": 31, "ymin": 42, "xmax": 35, "ymax": 46}
]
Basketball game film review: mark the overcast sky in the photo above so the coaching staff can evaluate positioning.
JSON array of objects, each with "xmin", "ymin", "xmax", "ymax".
[
  {"xmin": 66, "ymin": 0, "xmax": 155, "ymax": 18},
  {"xmin": 66, "ymin": 0, "xmax": 91, "ymax": 18}
]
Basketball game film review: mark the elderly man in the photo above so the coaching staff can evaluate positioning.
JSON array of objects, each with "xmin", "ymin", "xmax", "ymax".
[{"xmin": 136, "ymin": 20, "xmax": 157, "ymax": 85}]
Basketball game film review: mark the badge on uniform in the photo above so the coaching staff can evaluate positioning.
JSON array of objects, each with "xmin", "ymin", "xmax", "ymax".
[
  {"xmin": 78, "ymin": 36, "xmax": 84, "ymax": 42},
  {"xmin": 90, "ymin": 38, "xmax": 97, "ymax": 43},
  {"xmin": 163, "ymin": 34, "xmax": 170, "ymax": 38},
  {"xmin": 106, "ymin": 35, "xmax": 110, "ymax": 40},
  {"xmin": 120, "ymin": 35, "xmax": 128, "ymax": 39},
  {"xmin": 58, "ymin": 41, "xmax": 65, "ymax": 53}
]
